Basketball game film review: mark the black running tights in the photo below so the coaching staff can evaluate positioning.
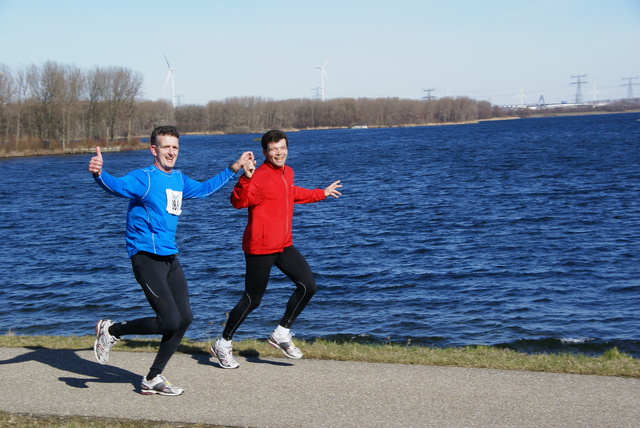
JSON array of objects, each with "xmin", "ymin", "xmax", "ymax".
[
  {"xmin": 222, "ymin": 245, "xmax": 317, "ymax": 340},
  {"xmin": 110, "ymin": 251, "xmax": 193, "ymax": 375}
]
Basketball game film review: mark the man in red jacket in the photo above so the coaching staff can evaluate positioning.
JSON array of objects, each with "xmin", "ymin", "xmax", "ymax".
[{"xmin": 211, "ymin": 129, "xmax": 342, "ymax": 369}]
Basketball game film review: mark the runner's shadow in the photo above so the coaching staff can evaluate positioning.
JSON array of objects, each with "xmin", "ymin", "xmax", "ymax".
[
  {"xmin": 0, "ymin": 347, "xmax": 140, "ymax": 391},
  {"xmin": 191, "ymin": 349, "xmax": 293, "ymax": 368}
]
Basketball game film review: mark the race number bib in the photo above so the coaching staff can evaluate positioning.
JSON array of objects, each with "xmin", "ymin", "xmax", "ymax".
[{"xmin": 166, "ymin": 189, "xmax": 183, "ymax": 215}]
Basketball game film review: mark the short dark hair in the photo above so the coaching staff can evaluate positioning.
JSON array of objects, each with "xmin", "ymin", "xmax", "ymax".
[
  {"xmin": 261, "ymin": 129, "xmax": 288, "ymax": 152},
  {"xmin": 150, "ymin": 125, "xmax": 179, "ymax": 145}
]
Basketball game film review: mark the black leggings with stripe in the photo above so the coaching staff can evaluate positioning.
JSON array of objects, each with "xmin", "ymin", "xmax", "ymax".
[
  {"xmin": 110, "ymin": 251, "xmax": 192, "ymax": 375},
  {"xmin": 222, "ymin": 245, "xmax": 317, "ymax": 340}
]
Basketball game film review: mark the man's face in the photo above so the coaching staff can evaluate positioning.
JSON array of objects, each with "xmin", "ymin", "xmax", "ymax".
[
  {"xmin": 151, "ymin": 134, "xmax": 179, "ymax": 172},
  {"xmin": 264, "ymin": 139, "xmax": 288, "ymax": 168}
]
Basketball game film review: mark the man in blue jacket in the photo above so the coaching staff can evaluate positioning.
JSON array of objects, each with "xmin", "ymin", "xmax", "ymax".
[{"xmin": 88, "ymin": 125, "xmax": 253, "ymax": 396}]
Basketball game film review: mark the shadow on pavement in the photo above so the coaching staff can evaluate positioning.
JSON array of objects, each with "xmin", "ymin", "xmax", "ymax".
[{"xmin": 0, "ymin": 347, "xmax": 140, "ymax": 392}]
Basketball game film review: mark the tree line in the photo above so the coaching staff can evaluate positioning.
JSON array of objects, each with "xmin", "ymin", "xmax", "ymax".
[{"xmin": 0, "ymin": 61, "xmax": 636, "ymax": 155}]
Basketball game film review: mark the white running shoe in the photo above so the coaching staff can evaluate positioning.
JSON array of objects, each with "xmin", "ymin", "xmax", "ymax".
[
  {"xmin": 141, "ymin": 375, "xmax": 183, "ymax": 396},
  {"xmin": 93, "ymin": 319, "xmax": 118, "ymax": 365},
  {"xmin": 268, "ymin": 331, "xmax": 303, "ymax": 359},
  {"xmin": 210, "ymin": 339, "xmax": 239, "ymax": 369}
]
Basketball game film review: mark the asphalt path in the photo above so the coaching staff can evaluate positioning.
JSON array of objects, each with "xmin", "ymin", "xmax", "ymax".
[{"xmin": 0, "ymin": 347, "xmax": 638, "ymax": 427}]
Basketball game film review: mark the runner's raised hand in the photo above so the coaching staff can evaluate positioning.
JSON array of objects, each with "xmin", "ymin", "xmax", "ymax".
[
  {"xmin": 88, "ymin": 146, "xmax": 103, "ymax": 176},
  {"xmin": 324, "ymin": 180, "xmax": 342, "ymax": 198}
]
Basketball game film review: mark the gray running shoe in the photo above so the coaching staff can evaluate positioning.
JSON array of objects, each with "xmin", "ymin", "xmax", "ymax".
[
  {"xmin": 268, "ymin": 331, "xmax": 303, "ymax": 359},
  {"xmin": 141, "ymin": 375, "xmax": 183, "ymax": 396},
  {"xmin": 210, "ymin": 339, "xmax": 239, "ymax": 369},
  {"xmin": 93, "ymin": 319, "xmax": 118, "ymax": 365}
]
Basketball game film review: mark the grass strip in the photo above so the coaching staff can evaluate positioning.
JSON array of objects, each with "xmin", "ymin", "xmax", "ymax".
[{"xmin": 1, "ymin": 334, "xmax": 638, "ymax": 378}]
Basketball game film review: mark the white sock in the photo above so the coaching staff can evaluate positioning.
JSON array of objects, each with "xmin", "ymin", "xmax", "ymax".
[
  {"xmin": 274, "ymin": 325, "xmax": 290, "ymax": 338},
  {"xmin": 218, "ymin": 338, "xmax": 232, "ymax": 347}
]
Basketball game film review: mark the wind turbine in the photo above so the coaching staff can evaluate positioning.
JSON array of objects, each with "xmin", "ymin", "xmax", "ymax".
[
  {"xmin": 163, "ymin": 51, "xmax": 177, "ymax": 108},
  {"xmin": 587, "ymin": 82, "xmax": 601, "ymax": 103},
  {"xmin": 515, "ymin": 87, "xmax": 528, "ymax": 107},
  {"xmin": 306, "ymin": 58, "xmax": 330, "ymax": 101}
]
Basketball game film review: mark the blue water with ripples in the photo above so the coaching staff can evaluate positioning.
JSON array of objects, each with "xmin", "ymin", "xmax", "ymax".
[{"xmin": 2, "ymin": 113, "xmax": 638, "ymax": 356}]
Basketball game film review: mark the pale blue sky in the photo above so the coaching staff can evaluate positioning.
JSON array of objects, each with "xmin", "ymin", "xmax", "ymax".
[{"xmin": 1, "ymin": 0, "xmax": 639, "ymax": 106}]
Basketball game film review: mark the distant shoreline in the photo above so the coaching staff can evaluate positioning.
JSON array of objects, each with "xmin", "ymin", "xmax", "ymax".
[{"xmin": 2, "ymin": 110, "xmax": 638, "ymax": 159}]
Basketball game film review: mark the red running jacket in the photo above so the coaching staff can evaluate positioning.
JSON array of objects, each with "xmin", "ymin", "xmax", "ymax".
[{"xmin": 230, "ymin": 161, "xmax": 326, "ymax": 255}]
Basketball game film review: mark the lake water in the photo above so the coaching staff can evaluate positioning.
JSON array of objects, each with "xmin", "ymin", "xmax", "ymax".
[{"xmin": 1, "ymin": 113, "xmax": 639, "ymax": 357}]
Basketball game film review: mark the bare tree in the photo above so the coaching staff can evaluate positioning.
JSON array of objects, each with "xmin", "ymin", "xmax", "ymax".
[
  {"xmin": 60, "ymin": 64, "xmax": 84, "ymax": 148},
  {"xmin": 86, "ymin": 66, "xmax": 108, "ymax": 141},
  {"xmin": 99, "ymin": 67, "xmax": 144, "ymax": 142},
  {"xmin": 0, "ymin": 64, "xmax": 14, "ymax": 148},
  {"xmin": 123, "ymin": 70, "xmax": 143, "ymax": 140},
  {"xmin": 104, "ymin": 67, "xmax": 126, "ymax": 142},
  {"xmin": 28, "ymin": 61, "xmax": 67, "ymax": 146},
  {"xmin": 13, "ymin": 67, "xmax": 30, "ymax": 149}
]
